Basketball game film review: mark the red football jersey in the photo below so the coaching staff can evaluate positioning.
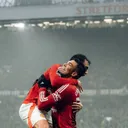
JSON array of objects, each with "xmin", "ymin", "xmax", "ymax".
[
  {"xmin": 38, "ymin": 84, "xmax": 80, "ymax": 128},
  {"xmin": 23, "ymin": 64, "xmax": 78, "ymax": 104}
]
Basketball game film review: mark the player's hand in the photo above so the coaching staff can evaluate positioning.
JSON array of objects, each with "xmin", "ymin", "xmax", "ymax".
[
  {"xmin": 77, "ymin": 80, "xmax": 83, "ymax": 93},
  {"xmin": 72, "ymin": 102, "xmax": 83, "ymax": 113}
]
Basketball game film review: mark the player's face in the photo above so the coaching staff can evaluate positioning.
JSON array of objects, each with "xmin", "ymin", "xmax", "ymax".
[
  {"xmin": 83, "ymin": 60, "xmax": 89, "ymax": 75},
  {"xmin": 58, "ymin": 60, "xmax": 78, "ymax": 77}
]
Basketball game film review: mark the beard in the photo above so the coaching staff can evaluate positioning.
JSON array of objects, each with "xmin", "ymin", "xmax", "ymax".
[{"xmin": 57, "ymin": 70, "xmax": 71, "ymax": 78}]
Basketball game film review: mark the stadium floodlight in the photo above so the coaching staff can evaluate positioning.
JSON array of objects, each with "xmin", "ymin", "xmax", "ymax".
[
  {"xmin": 117, "ymin": 19, "xmax": 124, "ymax": 23},
  {"xmin": 94, "ymin": 21, "xmax": 100, "ymax": 24},
  {"xmin": 38, "ymin": 23, "xmax": 43, "ymax": 27},
  {"xmin": 49, "ymin": 23, "xmax": 54, "ymax": 26},
  {"xmin": 66, "ymin": 23, "xmax": 70, "ymax": 26},
  {"xmin": 104, "ymin": 19, "xmax": 112, "ymax": 23},
  {"xmin": 43, "ymin": 22, "xmax": 50, "ymax": 25},
  {"xmin": 74, "ymin": 20, "xmax": 80, "ymax": 24},
  {"xmin": 59, "ymin": 22, "xmax": 66, "ymax": 25},
  {"xmin": 15, "ymin": 23, "xmax": 25, "ymax": 28},
  {"xmin": 85, "ymin": 21, "xmax": 88, "ymax": 24},
  {"xmin": 0, "ymin": 25, "xmax": 2, "ymax": 28},
  {"xmin": 13, "ymin": 23, "xmax": 25, "ymax": 29},
  {"xmin": 127, "ymin": 21, "xmax": 128, "ymax": 24},
  {"xmin": 105, "ymin": 117, "xmax": 112, "ymax": 122},
  {"xmin": 4, "ymin": 24, "xmax": 12, "ymax": 27}
]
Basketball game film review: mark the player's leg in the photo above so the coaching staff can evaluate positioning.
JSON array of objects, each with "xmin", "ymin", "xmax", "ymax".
[
  {"xmin": 33, "ymin": 109, "xmax": 53, "ymax": 128},
  {"xmin": 30, "ymin": 105, "xmax": 50, "ymax": 128},
  {"xmin": 19, "ymin": 103, "xmax": 32, "ymax": 125},
  {"xmin": 19, "ymin": 103, "xmax": 50, "ymax": 128},
  {"xmin": 34, "ymin": 119, "xmax": 49, "ymax": 128},
  {"xmin": 44, "ymin": 111, "xmax": 53, "ymax": 128}
]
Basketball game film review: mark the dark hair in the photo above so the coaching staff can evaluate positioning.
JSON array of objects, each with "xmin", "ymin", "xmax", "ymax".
[
  {"xmin": 70, "ymin": 54, "xmax": 91, "ymax": 65},
  {"xmin": 73, "ymin": 58, "xmax": 86, "ymax": 79}
]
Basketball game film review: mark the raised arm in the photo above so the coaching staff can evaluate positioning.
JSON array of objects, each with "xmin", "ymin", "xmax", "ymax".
[{"xmin": 44, "ymin": 64, "xmax": 78, "ymax": 88}]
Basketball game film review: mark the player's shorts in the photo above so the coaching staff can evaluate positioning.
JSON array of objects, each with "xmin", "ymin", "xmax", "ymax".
[{"xmin": 19, "ymin": 103, "xmax": 52, "ymax": 128}]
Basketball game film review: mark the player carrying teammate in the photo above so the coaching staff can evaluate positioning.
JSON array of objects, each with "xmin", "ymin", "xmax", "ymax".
[
  {"xmin": 19, "ymin": 54, "xmax": 90, "ymax": 128},
  {"xmin": 38, "ymin": 58, "xmax": 90, "ymax": 128}
]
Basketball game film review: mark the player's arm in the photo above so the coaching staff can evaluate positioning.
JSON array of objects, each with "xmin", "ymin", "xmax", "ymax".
[
  {"xmin": 44, "ymin": 64, "xmax": 78, "ymax": 87},
  {"xmin": 49, "ymin": 66, "xmax": 78, "ymax": 87},
  {"xmin": 36, "ymin": 66, "xmax": 52, "ymax": 88},
  {"xmin": 37, "ymin": 64, "xmax": 75, "ymax": 87},
  {"xmin": 38, "ymin": 84, "xmax": 73, "ymax": 110},
  {"xmin": 37, "ymin": 64, "xmax": 82, "ymax": 92},
  {"xmin": 39, "ymin": 64, "xmax": 79, "ymax": 87}
]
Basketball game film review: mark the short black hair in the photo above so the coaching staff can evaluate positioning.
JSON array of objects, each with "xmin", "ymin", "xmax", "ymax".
[
  {"xmin": 73, "ymin": 58, "xmax": 86, "ymax": 79},
  {"xmin": 70, "ymin": 54, "xmax": 91, "ymax": 65}
]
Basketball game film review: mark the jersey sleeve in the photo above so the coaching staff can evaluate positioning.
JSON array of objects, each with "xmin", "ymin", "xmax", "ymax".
[
  {"xmin": 43, "ymin": 66, "xmax": 52, "ymax": 80},
  {"xmin": 37, "ymin": 84, "xmax": 76, "ymax": 110},
  {"xmin": 43, "ymin": 64, "xmax": 78, "ymax": 87}
]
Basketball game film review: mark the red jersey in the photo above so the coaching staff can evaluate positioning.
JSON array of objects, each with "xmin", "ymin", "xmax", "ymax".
[
  {"xmin": 23, "ymin": 64, "xmax": 78, "ymax": 104},
  {"xmin": 38, "ymin": 84, "xmax": 80, "ymax": 128}
]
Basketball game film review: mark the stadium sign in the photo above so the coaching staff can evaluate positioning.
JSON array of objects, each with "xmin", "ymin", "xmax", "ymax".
[
  {"xmin": 76, "ymin": 3, "xmax": 128, "ymax": 16},
  {"xmin": 0, "ymin": 2, "xmax": 128, "ymax": 20}
]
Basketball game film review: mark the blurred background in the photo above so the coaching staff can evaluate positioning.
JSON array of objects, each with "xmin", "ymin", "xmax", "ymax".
[{"xmin": 0, "ymin": 0, "xmax": 128, "ymax": 128}]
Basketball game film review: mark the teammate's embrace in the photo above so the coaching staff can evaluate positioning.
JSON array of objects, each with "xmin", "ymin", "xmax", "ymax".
[
  {"xmin": 38, "ymin": 58, "xmax": 90, "ymax": 128},
  {"xmin": 19, "ymin": 54, "xmax": 91, "ymax": 128}
]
